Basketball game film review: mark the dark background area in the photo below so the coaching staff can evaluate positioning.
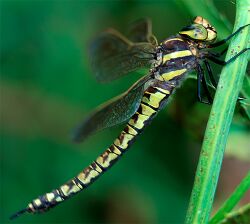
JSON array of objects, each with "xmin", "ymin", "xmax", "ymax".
[{"xmin": 1, "ymin": 1, "xmax": 249, "ymax": 223}]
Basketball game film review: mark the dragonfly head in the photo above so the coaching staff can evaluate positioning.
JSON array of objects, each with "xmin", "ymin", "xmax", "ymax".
[{"xmin": 179, "ymin": 16, "xmax": 217, "ymax": 43}]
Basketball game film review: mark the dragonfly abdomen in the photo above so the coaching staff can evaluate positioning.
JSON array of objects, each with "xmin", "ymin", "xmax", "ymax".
[{"xmin": 14, "ymin": 82, "xmax": 174, "ymax": 217}]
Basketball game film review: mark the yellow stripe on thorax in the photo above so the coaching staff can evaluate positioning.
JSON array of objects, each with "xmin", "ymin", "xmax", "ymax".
[
  {"xmin": 163, "ymin": 50, "xmax": 192, "ymax": 63},
  {"xmin": 161, "ymin": 69, "xmax": 187, "ymax": 81},
  {"xmin": 154, "ymin": 87, "xmax": 170, "ymax": 94},
  {"xmin": 164, "ymin": 38, "xmax": 184, "ymax": 44}
]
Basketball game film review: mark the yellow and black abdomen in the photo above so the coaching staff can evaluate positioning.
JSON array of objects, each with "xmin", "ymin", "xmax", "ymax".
[{"xmin": 13, "ymin": 82, "xmax": 174, "ymax": 217}]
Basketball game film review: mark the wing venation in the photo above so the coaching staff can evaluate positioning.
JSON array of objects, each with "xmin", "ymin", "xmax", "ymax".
[
  {"xmin": 72, "ymin": 75, "xmax": 152, "ymax": 142},
  {"xmin": 89, "ymin": 27, "xmax": 156, "ymax": 83}
]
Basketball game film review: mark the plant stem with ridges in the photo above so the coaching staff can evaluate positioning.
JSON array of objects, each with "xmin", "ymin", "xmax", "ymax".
[{"xmin": 185, "ymin": 1, "xmax": 250, "ymax": 223}]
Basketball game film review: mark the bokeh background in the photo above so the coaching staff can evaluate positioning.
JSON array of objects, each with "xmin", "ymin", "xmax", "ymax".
[{"xmin": 1, "ymin": 0, "xmax": 249, "ymax": 223}]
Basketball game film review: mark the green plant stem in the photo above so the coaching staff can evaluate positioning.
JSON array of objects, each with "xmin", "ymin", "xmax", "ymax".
[
  {"xmin": 185, "ymin": 1, "xmax": 250, "ymax": 224},
  {"xmin": 209, "ymin": 171, "xmax": 250, "ymax": 224}
]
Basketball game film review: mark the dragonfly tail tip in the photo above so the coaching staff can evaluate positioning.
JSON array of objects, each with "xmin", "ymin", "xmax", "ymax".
[{"xmin": 9, "ymin": 208, "xmax": 28, "ymax": 220}]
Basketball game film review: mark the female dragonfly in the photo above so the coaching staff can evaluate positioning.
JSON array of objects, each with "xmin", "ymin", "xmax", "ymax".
[{"xmin": 11, "ymin": 16, "xmax": 249, "ymax": 219}]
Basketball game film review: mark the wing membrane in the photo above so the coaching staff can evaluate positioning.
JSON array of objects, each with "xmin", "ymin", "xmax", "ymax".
[
  {"xmin": 127, "ymin": 18, "xmax": 158, "ymax": 46},
  {"xmin": 72, "ymin": 75, "xmax": 151, "ymax": 143},
  {"xmin": 89, "ymin": 28, "xmax": 156, "ymax": 83}
]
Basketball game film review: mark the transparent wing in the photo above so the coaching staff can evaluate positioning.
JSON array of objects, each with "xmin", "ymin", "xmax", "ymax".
[
  {"xmin": 127, "ymin": 18, "xmax": 158, "ymax": 46},
  {"xmin": 89, "ymin": 28, "xmax": 156, "ymax": 83},
  {"xmin": 72, "ymin": 75, "xmax": 151, "ymax": 143}
]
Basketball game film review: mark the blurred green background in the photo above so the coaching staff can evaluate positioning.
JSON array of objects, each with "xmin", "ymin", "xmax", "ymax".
[{"xmin": 1, "ymin": 0, "xmax": 249, "ymax": 223}]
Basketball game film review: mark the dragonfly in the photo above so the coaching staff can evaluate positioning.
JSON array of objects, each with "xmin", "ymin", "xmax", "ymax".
[{"xmin": 11, "ymin": 16, "xmax": 249, "ymax": 219}]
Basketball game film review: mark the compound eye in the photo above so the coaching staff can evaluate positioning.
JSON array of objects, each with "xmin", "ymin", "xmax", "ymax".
[
  {"xmin": 192, "ymin": 27, "xmax": 207, "ymax": 40},
  {"xmin": 179, "ymin": 24, "xmax": 208, "ymax": 40}
]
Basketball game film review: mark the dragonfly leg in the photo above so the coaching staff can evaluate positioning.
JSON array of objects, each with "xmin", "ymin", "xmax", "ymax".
[
  {"xmin": 197, "ymin": 65, "xmax": 213, "ymax": 105},
  {"xmin": 204, "ymin": 60, "xmax": 217, "ymax": 88},
  {"xmin": 206, "ymin": 48, "xmax": 250, "ymax": 65},
  {"xmin": 203, "ymin": 58, "xmax": 246, "ymax": 103},
  {"xmin": 209, "ymin": 47, "xmax": 228, "ymax": 58},
  {"xmin": 208, "ymin": 24, "xmax": 250, "ymax": 48},
  {"xmin": 217, "ymin": 47, "xmax": 228, "ymax": 57}
]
